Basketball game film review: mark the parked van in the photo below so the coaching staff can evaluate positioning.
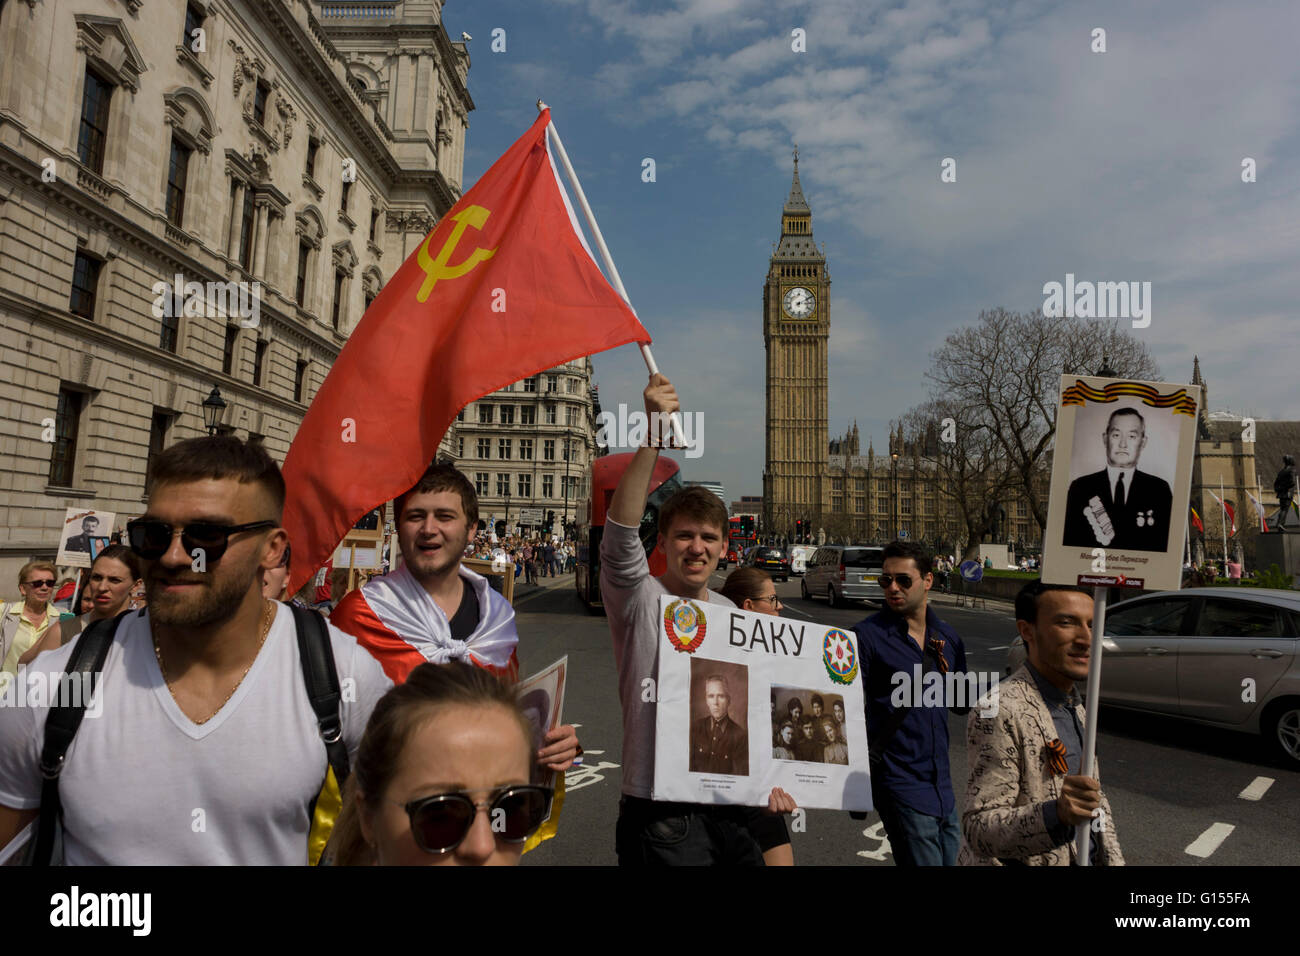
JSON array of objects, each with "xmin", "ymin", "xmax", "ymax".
[
  {"xmin": 801, "ymin": 545, "xmax": 886, "ymax": 607},
  {"xmin": 789, "ymin": 545, "xmax": 817, "ymax": 576}
]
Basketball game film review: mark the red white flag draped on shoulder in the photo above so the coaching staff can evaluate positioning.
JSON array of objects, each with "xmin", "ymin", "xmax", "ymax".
[{"xmin": 282, "ymin": 108, "xmax": 650, "ymax": 594}]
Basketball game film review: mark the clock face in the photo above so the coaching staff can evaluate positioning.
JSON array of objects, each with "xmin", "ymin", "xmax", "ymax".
[{"xmin": 783, "ymin": 286, "xmax": 816, "ymax": 319}]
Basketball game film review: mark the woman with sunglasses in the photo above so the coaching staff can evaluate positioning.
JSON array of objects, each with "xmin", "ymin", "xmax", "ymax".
[
  {"xmin": 330, "ymin": 661, "xmax": 552, "ymax": 865},
  {"xmin": 19, "ymin": 546, "xmax": 143, "ymax": 666},
  {"xmin": 718, "ymin": 566, "xmax": 798, "ymax": 866},
  {"xmin": 0, "ymin": 561, "xmax": 61, "ymax": 678}
]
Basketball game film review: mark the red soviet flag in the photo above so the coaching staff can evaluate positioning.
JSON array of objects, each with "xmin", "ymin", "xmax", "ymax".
[{"xmin": 282, "ymin": 109, "xmax": 649, "ymax": 594}]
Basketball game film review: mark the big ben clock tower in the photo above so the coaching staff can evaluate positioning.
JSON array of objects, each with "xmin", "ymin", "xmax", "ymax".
[{"xmin": 763, "ymin": 148, "xmax": 831, "ymax": 538}]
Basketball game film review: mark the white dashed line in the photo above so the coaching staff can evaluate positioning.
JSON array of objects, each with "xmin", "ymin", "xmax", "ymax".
[
  {"xmin": 1238, "ymin": 776, "xmax": 1274, "ymax": 801},
  {"xmin": 988, "ymin": 645, "xmax": 1009, "ymax": 650},
  {"xmin": 1185, "ymin": 822, "xmax": 1235, "ymax": 858}
]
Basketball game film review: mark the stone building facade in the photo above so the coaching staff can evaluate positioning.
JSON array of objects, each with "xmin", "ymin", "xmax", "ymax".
[
  {"xmin": 1189, "ymin": 356, "xmax": 1300, "ymax": 564},
  {"xmin": 762, "ymin": 150, "xmax": 831, "ymax": 535},
  {"xmin": 822, "ymin": 424, "xmax": 1046, "ymax": 555},
  {"xmin": 0, "ymin": 0, "xmax": 471, "ymax": 584},
  {"xmin": 453, "ymin": 361, "xmax": 602, "ymax": 538}
]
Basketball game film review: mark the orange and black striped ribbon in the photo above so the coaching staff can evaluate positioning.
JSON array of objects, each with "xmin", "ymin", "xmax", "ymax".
[
  {"xmin": 1060, "ymin": 379, "xmax": 1197, "ymax": 416},
  {"xmin": 1045, "ymin": 738, "xmax": 1069, "ymax": 776},
  {"xmin": 925, "ymin": 637, "xmax": 948, "ymax": 674}
]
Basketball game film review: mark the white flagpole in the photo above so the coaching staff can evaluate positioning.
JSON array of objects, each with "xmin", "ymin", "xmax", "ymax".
[
  {"xmin": 1219, "ymin": 476, "xmax": 1228, "ymax": 565},
  {"xmin": 1074, "ymin": 585, "xmax": 1108, "ymax": 866},
  {"xmin": 539, "ymin": 101, "xmax": 686, "ymax": 448}
]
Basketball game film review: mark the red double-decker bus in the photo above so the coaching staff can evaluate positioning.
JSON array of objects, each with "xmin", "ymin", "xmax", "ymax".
[
  {"xmin": 726, "ymin": 515, "xmax": 757, "ymax": 567},
  {"xmin": 575, "ymin": 452, "xmax": 682, "ymax": 610}
]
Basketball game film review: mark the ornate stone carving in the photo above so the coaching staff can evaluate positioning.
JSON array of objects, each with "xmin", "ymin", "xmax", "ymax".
[
  {"xmin": 229, "ymin": 40, "xmax": 254, "ymax": 98},
  {"xmin": 275, "ymin": 95, "xmax": 298, "ymax": 149}
]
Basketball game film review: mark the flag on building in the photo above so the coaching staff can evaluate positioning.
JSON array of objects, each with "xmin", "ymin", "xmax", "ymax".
[
  {"xmin": 1244, "ymin": 490, "xmax": 1269, "ymax": 532},
  {"xmin": 281, "ymin": 109, "xmax": 650, "ymax": 594},
  {"xmin": 1189, "ymin": 506, "xmax": 1204, "ymax": 534},
  {"xmin": 1207, "ymin": 491, "xmax": 1236, "ymax": 536}
]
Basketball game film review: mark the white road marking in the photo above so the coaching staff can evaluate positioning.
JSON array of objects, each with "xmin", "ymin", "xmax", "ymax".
[
  {"xmin": 856, "ymin": 821, "xmax": 893, "ymax": 861},
  {"xmin": 1184, "ymin": 822, "xmax": 1234, "ymax": 858},
  {"xmin": 1238, "ymin": 776, "xmax": 1274, "ymax": 801},
  {"xmin": 988, "ymin": 645, "xmax": 1009, "ymax": 650}
]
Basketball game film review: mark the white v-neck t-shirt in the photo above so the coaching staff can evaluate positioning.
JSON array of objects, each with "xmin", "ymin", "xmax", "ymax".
[{"xmin": 0, "ymin": 603, "xmax": 392, "ymax": 865}]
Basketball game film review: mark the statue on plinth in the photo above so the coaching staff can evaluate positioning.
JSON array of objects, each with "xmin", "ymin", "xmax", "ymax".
[{"xmin": 1274, "ymin": 455, "xmax": 1297, "ymax": 531}]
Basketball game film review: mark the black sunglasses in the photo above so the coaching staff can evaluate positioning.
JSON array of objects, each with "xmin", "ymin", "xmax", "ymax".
[
  {"xmin": 126, "ymin": 518, "xmax": 276, "ymax": 561},
  {"xmin": 24, "ymin": 579, "xmax": 56, "ymax": 588},
  {"xmin": 400, "ymin": 785, "xmax": 553, "ymax": 854},
  {"xmin": 879, "ymin": 573, "xmax": 916, "ymax": 590}
]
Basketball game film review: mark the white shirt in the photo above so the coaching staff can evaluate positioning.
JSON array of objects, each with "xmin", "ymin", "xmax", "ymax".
[
  {"xmin": 1105, "ymin": 465, "xmax": 1136, "ymax": 503},
  {"xmin": 0, "ymin": 604, "xmax": 391, "ymax": 865}
]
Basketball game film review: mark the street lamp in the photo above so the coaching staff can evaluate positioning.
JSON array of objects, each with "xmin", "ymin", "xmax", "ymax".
[
  {"xmin": 890, "ymin": 451, "xmax": 900, "ymax": 541},
  {"xmin": 202, "ymin": 386, "xmax": 227, "ymax": 437},
  {"xmin": 563, "ymin": 437, "xmax": 572, "ymax": 532}
]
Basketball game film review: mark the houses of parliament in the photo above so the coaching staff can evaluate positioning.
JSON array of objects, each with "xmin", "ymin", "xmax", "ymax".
[{"xmin": 760, "ymin": 156, "xmax": 1294, "ymax": 561}]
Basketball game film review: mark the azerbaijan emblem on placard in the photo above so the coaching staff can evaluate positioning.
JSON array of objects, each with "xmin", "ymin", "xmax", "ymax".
[
  {"xmin": 664, "ymin": 599, "xmax": 707, "ymax": 654},
  {"xmin": 823, "ymin": 629, "xmax": 858, "ymax": 685}
]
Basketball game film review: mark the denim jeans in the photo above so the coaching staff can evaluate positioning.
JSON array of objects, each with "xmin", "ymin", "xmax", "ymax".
[
  {"xmin": 615, "ymin": 797, "xmax": 765, "ymax": 866},
  {"xmin": 874, "ymin": 792, "xmax": 960, "ymax": 866}
]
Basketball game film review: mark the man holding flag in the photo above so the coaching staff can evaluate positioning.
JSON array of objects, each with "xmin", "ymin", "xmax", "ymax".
[
  {"xmin": 278, "ymin": 106, "xmax": 651, "ymax": 786},
  {"xmin": 279, "ymin": 107, "xmax": 651, "ymax": 605}
]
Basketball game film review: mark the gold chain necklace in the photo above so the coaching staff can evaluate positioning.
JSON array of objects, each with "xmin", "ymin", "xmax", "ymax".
[{"xmin": 153, "ymin": 599, "xmax": 275, "ymax": 725}]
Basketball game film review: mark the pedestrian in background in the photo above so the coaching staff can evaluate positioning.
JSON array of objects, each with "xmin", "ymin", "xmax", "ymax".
[
  {"xmin": 34, "ymin": 546, "xmax": 141, "ymax": 657},
  {"xmin": 1, "ymin": 561, "xmax": 61, "ymax": 678}
]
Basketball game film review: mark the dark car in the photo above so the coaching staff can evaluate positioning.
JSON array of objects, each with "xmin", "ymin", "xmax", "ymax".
[{"xmin": 745, "ymin": 546, "xmax": 791, "ymax": 582}]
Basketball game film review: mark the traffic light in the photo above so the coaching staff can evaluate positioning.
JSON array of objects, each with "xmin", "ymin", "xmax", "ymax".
[{"xmin": 546, "ymin": 510, "xmax": 555, "ymax": 529}]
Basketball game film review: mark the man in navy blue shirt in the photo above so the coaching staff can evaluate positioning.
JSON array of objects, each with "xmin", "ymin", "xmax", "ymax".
[{"xmin": 852, "ymin": 540, "xmax": 968, "ymax": 865}]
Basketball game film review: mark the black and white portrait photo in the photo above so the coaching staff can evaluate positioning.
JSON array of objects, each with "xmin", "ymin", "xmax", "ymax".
[
  {"xmin": 1062, "ymin": 403, "xmax": 1176, "ymax": 553},
  {"xmin": 688, "ymin": 659, "xmax": 749, "ymax": 776},
  {"xmin": 771, "ymin": 686, "xmax": 849, "ymax": 765}
]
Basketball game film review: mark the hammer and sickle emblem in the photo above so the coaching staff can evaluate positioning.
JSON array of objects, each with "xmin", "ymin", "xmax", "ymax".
[{"xmin": 415, "ymin": 204, "xmax": 498, "ymax": 302}]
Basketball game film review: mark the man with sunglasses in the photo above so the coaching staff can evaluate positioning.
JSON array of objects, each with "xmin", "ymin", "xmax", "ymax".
[
  {"xmin": 1, "ymin": 561, "xmax": 61, "ymax": 679},
  {"xmin": 0, "ymin": 437, "xmax": 393, "ymax": 864},
  {"xmin": 851, "ymin": 539, "xmax": 968, "ymax": 866}
]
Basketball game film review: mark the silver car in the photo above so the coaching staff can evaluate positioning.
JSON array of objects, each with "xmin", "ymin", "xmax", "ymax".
[
  {"xmin": 801, "ymin": 545, "xmax": 885, "ymax": 607},
  {"xmin": 1005, "ymin": 588, "xmax": 1300, "ymax": 766}
]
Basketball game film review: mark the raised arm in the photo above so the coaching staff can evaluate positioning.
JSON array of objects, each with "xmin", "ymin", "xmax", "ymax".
[{"xmin": 606, "ymin": 374, "xmax": 680, "ymax": 528}]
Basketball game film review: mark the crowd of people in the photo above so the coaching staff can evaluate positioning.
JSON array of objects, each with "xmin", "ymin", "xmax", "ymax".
[
  {"xmin": 0, "ymin": 373, "xmax": 1124, "ymax": 869},
  {"xmin": 466, "ymin": 535, "xmax": 576, "ymax": 586}
]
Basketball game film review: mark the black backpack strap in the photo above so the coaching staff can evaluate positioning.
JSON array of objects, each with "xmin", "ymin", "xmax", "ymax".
[
  {"xmin": 289, "ymin": 604, "xmax": 349, "ymax": 785},
  {"xmin": 29, "ymin": 613, "xmax": 124, "ymax": 866},
  {"xmin": 290, "ymin": 604, "xmax": 351, "ymax": 866}
]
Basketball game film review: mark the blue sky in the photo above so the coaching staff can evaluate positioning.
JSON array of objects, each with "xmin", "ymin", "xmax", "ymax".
[{"xmin": 445, "ymin": 0, "xmax": 1300, "ymax": 500}]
